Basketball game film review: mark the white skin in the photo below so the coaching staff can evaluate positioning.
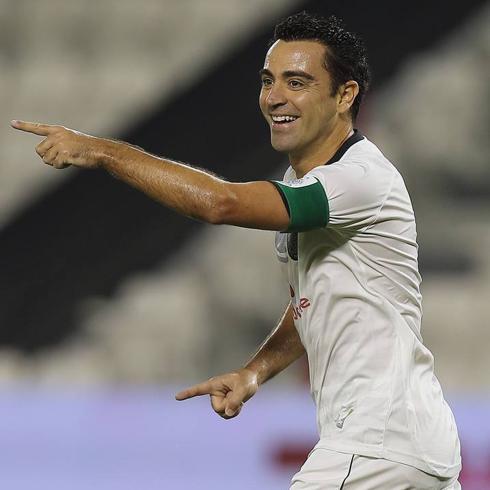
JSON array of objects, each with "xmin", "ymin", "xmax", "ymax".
[
  {"xmin": 259, "ymin": 40, "xmax": 358, "ymax": 176},
  {"xmin": 11, "ymin": 39, "xmax": 359, "ymax": 418}
]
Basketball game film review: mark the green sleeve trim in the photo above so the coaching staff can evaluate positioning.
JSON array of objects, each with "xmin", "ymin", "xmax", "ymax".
[{"xmin": 270, "ymin": 178, "xmax": 329, "ymax": 232}]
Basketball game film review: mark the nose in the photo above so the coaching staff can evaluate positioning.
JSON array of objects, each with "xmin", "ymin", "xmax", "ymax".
[{"xmin": 265, "ymin": 82, "xmax": 287, "ymax": 109}]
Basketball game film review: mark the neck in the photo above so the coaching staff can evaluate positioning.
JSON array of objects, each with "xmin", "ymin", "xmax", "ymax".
[{"xmin": 289, "ymin": 122, "xmax": 354, "ymax": 178}]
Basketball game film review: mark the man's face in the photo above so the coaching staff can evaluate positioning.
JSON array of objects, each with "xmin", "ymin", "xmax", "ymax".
[{"xmin": 259, "ymin": 40, "xmax": 339, "ymax": 157}]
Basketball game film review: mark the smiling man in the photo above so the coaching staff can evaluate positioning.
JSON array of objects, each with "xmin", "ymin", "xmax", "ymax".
[
  {"xmin": 12, "ymin": 11, "xmax": 461, "ymax": 489},
  {"xmin": 259, "ymin": 39, "xmax": 358, "ymax": 175}
]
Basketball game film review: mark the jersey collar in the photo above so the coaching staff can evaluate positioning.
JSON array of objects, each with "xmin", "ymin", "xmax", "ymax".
[{"xmin": 325, "ymin": 129, "xmax": 364, "ymax": 166}]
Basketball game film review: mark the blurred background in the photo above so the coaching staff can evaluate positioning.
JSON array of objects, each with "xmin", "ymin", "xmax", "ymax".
[{"xmin": 1, "ymin": 0, "xmax": 489, "ymax": 488}]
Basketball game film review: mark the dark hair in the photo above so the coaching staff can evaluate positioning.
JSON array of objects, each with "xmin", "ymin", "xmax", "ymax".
[{"xmin": 271, "ymin": 11, "xmax": 370, "ymax": 120}]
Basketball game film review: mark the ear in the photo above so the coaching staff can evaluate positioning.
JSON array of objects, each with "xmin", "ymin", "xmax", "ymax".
[{"xmin": 337, "ymin": 80, "xmax": 359, "ymax": 115}]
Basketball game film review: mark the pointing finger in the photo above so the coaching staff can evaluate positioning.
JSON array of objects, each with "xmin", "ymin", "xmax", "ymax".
[
  {"xmin": 11, "ymin": 120, "xmax": 58, "ymax": 136},
  {"xmin": 175, "ymin": 380, "xmax": 214, "ymax": 401}
]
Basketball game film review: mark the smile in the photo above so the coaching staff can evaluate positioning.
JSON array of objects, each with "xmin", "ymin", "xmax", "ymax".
[
  {"xmin": 271, "ymin": 115, "xmax": 299, "ymax": 124},
  {"xmin": 270, "ymin": 115, "xmax": 300, "ymax": 131}
]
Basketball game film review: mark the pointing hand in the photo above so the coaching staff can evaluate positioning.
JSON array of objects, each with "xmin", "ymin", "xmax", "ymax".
[
  {"xmin": 11, "ymin": 120, "xmax": 105, "ymax": 170},
  {"xmin": 175, "ymin": 368, "xmax": 259, "ymax": 419}
]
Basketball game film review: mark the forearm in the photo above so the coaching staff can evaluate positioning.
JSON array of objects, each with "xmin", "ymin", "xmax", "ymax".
[
  {"xmin": 98, "ymin": 139, "xmax": 232, "ymax": 224},
  {"xmin": 98, "ymin": 139, "xmax": 288, "ymax": 230},
  {"xmin": 244, "ymin": 302, "xmax": 305, "ymax": 386}
]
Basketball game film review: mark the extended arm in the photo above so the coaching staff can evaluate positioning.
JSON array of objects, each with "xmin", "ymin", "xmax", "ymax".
[
  {"xmin": 11, "ymin": 121, "xmax": 290, "ymax": 231},
  {"xmin": 175, "ymin": 302, "xmax": 305, "ymax": 418}
]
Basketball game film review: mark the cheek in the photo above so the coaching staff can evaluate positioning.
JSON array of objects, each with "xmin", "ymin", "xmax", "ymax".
[
  {"xmin": 312, "ymin": 98, "xmax": 335, "ymax": 126},
  {"xmin": 258, "ymin": 90, "xmax": 267, "ymax": 115},
  {"xmin": 296, "ymin": 93, "xmax": 330, "ymax": 123}
]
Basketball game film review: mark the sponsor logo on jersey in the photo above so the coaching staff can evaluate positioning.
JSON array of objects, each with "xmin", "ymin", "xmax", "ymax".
[
  {"xmin": 292, "ymin": 298, "xmax": 311, "ymax": 320},
  {"xmin": 289, "ymin": 284, "xmax": 311, "ymax": 320}
]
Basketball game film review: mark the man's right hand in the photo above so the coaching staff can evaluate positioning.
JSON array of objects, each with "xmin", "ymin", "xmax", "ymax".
[{"xmin": 175, "ymin": 368, "xmax": 259, "ymax": 419}]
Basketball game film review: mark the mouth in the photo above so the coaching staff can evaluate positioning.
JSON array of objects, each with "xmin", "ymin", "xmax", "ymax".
[{"xmin": 270, "ymin": 114, "xmax": 300, "ymax": 130}]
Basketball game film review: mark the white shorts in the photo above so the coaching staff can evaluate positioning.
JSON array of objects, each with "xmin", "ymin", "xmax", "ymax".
[{"xmin": 290, "ymin": 448, "xmax": 461, "ymax": 490}]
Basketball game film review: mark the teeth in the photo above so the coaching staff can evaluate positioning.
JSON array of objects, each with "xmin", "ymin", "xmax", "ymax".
[{"xmin": 272, "ymin": 115, "xmax": 298, "ymax": 123}]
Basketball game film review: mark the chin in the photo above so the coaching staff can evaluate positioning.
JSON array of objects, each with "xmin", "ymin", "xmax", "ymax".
[{"xmin": 270, "ymin": 137, "xmax": 296, "ymax": 153}]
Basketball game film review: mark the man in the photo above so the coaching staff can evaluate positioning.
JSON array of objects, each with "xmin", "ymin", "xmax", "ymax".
[{"xmin": 13, "ymin": 11, "xmax": 461, "ymax": 489}]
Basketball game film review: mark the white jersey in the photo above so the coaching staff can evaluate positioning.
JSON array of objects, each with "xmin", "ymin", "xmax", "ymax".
[{"xmin": 274, "ymin": 132, "xmax": 461, "ymax": 477}]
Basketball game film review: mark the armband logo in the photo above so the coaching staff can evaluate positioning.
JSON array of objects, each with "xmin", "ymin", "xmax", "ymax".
[{"xmin": 284, "ymin": 175, "xmax": 318, "ymax": 188}]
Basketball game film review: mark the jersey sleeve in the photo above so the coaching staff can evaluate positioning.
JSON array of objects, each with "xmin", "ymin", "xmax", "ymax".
[
  {"xmin": 307, "ymin": 159, "xmax": 394, "ymax": 230},
  {"xmin": 270, "ymin": 158, "xmax": 394, "ymax": 232}
]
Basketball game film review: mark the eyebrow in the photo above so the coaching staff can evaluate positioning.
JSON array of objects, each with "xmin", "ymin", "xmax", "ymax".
[{"xmin": 259, "ymin": 68, "xmax": 316, "ymax": 81}]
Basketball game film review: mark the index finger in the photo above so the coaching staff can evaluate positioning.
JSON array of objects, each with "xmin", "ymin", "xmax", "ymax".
[
  {"xmin": 175, "ymin": 380, "xmax": 214, "ymax": 401},
  {"xmin": 11, "ymin": 120, "xmax": 57, "ymax": 136}
]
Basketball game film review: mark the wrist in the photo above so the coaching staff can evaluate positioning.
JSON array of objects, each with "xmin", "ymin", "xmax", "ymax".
[
  {"xmin": 242, "ymin": 362, "xmax": 267, "ymax": 387},
  {"xmin": 95, "ymin": 138, "xmax": 124, "ymax": 171}
]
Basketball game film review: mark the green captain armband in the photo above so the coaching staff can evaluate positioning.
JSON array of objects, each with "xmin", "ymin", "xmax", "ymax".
[{"xmin": 270, "ymin": 176, "xmax": 329, "ymax": 232}]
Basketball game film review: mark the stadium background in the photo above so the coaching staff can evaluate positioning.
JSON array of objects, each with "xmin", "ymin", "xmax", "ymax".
[{"xmin": 1, "ymin": 0, "xmax": 489, "ymax": 488}]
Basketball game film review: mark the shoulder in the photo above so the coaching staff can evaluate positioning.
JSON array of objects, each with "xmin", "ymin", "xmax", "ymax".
[
  {"xmin": 306, "ymin": 137, "xmax": 408, "ymax": 228},
  {"xmin": 309, "ymin": 137, "xmax": 400, "ymax": 199}
]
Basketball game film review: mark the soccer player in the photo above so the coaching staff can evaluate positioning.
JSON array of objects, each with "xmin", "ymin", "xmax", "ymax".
[{"xmin": 12, "ymin": 12, "xmax": 461, "ymax": 489}]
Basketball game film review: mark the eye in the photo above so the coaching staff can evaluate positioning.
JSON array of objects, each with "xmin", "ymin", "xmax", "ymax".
[
  {"xmin": 288, "ymin": 79, "xmax": 304, "ymax": 89},
  {"xmin": 261, "ymin": 77, "xmax": 273, "ymax": 88}
]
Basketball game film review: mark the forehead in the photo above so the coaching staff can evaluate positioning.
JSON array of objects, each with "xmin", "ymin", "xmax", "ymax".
[{"xmin": 263, "ymin": 39, "xmax": 328, "ymax": 74}]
